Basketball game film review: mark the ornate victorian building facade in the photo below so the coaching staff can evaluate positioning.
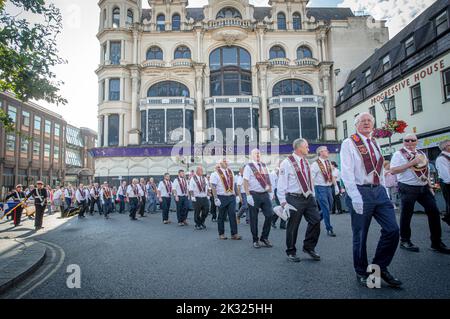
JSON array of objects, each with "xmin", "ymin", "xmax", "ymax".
[{"xmin": 93, "ymin": 0, "xmax": 388, "ymax": 180}]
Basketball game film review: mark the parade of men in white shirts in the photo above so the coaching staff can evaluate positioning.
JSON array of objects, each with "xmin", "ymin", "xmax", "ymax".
[
  {"xmin": 243, "ymin": 149, "xmax": 274, "ymax": 249},
  {"xmin": 127, "ymin": 178, "xmax": 143, "ymax": 220},
  {"xmin": 75, "ymin": 183, "xmax": 89, "ymax": 219},
  {"xmin": 210, "ymin": 158, "xmax": 242, "ymax": 240},
  {"xmin": 189, "ymin": 166, "xmax": 210, "ymax": 230},
  {"xmin": 436, "ymin": 139, "xmax": 450, "ymax": 226},
  {"xmin": 277, "ymin": 138, "xmax": 321, "ymax": 262},
  {"xmin": 172, "ymin": 170, "xmax": 190, "ymax": 226},
  {"xmin": 390, "ymin": 133, "xmax": 450, "ymax": 254},
  {"xmin": 340, "ymin": 112, "xmax": 402, "ymax": 288},
  {"xmin": 310, "ymin": 146, "xmax": 338, "ymax": 237},
  {"xmin": 157, "ymin": 173, "xmax": 173, "ymax": 224}
]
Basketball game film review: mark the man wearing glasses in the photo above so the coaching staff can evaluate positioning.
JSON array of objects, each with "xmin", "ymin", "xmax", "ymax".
[{"xmin": 390, "ymin": 133, "xmax": 450, "ymax": 254}]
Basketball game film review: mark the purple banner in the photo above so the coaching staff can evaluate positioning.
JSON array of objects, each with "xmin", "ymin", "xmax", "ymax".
[{"xmin": 90, "ymin": 143, "xmax": 341, "ymax": 158}]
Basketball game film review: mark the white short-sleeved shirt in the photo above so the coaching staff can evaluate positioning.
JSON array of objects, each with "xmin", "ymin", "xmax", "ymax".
[
  {"xmin": 189, "ymin": 175, "xmax": 209, "ymax": 197},
  {"xmin": 210, "ymin": 168, "xmax": 235, "ymax": 196},
  {"xmin": 436, "ymin": 152, "xmax": 450, "ymax": 184},
  {"xmin": 158, "ymin": 180, "xmax": 172, "ymax": 198},
  {"xmin": 126, "ymin": 184, "xmax": 143, "ymax": 198},
  {"xmin": 310, "ymin": 158, "xmax": 333, "ymax": 187},
  {"xmin": 75, "ymin": 188, "xmax": 87, "ymax": 202},
  {"xmin": 390, "ymin": 148, "xmax": 429, "ymax": 186},
  {"xmin": 243, "ymin": 161, "xmax": 271, "ymax": 193},
  {"xmin": 172, "ymin": 177, "xmax": 189, "ymax": 196}
]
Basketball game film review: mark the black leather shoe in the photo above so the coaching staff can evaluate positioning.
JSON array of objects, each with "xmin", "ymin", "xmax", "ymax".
[
  {"xmin": 381, "ymin": 270, "xmax": 402, "ymax": 287},
  {"xmin": 280, "ymin": 225, "xmax": 286, "ymax": 230},
  {"xmin": 356, "ymin": 274, "xmax": 369, "ymax": 287},
  {"xmin": 431, "ymin": 242, "xmax": 450, "ymax": 254},
  {"xmin": 287, "ymin": 254, "xmax": 301, "ymax": 262},
  {"xmin": 400, "ymin": 241, "xmax": 420, "ymax": 252},
  {"xmin": 327, "ymin": 230, "xmax": 337, "ymax": 237},
  {"xmin": 303, "ymin": 248, "xmax": 321, "ymax": 261},
  {"xmin": 260, "ymin": 239, "xmax": 273, "ymax": 248},
  {"xmin": 253, "ymin": 241, "xmax": 261, "ymax": 249}
]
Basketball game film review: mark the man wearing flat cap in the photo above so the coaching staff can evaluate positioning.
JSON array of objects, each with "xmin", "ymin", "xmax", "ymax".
[
  {"xmin": 26, "ymin": 181, "xmax": 48, "ymax": 230},
  {"xmin": 5, "ymin": 184, "xmax": 26, "ymax": 227}
]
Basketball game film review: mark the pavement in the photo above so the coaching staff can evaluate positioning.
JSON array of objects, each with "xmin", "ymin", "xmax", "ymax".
[{"xmin": 1, "ymin": 207, "xmax": 450, "ymax": 299}]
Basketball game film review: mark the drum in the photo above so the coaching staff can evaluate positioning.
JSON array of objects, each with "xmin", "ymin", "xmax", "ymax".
[{"xmin": 24, "ymin": 205, "xmax": 36, "ymax": 216}]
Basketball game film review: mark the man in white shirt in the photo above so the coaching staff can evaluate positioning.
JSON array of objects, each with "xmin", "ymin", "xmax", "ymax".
[
  {"xmin": 236, "ymin": 167, "xmax": 249, "ymax": 224},
  {"xmin": 210, "ymin": 158, "xmax": 242, "ymax": 240},
  {"xmin": 117, "ymin": 181, "xmax": 127, "ymax": 214},
  {"xmin": 436, "ymin": 139, "xmax": 450, "ymax": 225},
  {"xmin": 340, "ymin": 112, "xmax": 401, "ymax": 288},
  {"xmin": 189, "ymin": 166, "xmax": 209, "ymax": 230},
  {"xmin": 157, "ymin": 173, "xmax": 173, "ymax": 224},
  {"xmin": 172, "ymin": 170, "xmax": 189, "ymax": 226},
  {"xmin": 100, "ymin": 181, "xmax": 113, "ymax": 219},
  {"xmin": 127, "ymin": 178, "xmax": 143, "ymax": 221},
  {"xmin": 310, "ymin": 146, "xmax": 337, "ymax": 237},
  {"xmin": 75, "ymin": 183, "xmax": 88, "ymax": 219},
  {"xmin": 53, "ymin": 186, "xmax": 64, "ymax": 215},
  {"xmin": 89, "ymin": 183, "xmax": 102, "ymax": 215},
  {"xmin": 277, "ymin": 138, "xmax": 321, "ymax": 262},
  {"xmin": 64, "ymin": 184, "xmax": 74, "ymax": 210},
  {"xmin": 390, "ymin": 133, "xmax": 449, "ymax": 254},
  {"xmin": 243, "ymin": 149, "xmax": 274, "ymax": 248}
]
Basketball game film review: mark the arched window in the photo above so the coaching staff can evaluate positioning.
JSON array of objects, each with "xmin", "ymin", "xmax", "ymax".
[
  {"xmin": 277, "ymin": 12, "xmax": 286, "ymax": 30},
  {"xmin": 216, "ymin": 7, "xmax": 242, "ymax": 19},
  {"xmin": 293, "ymin": 12, "xmax": 301, "ymax": 30},
  {"xmin": 147, "ymin": 81, "xmax": 189, "ymax": 97},
  {"xmin": 297, "ymin": 46, "xmax": 312, "ymax": 59},
  {"xmin": 209, "ymin": 46, "xmax": 252, "ymax": 96},
  {"xmin": 174, "ymin": 46, "xmax": 191, "ymax": 59},
  {"xmin": 127, "ymin": 9, "xmax": 134, "ymax": 25},
  {"xmin": 172, "ymin": 14, "xmax": 180, "ymax": 31},
  {"xmin": 108, "ymin": 114, "xmax": 119, "ymax": 146},
  {"xmin": 146, "ymin": 46, "xmax": 163, "ymax": 60},
  {"xmin": 269, "ymin": 46, "xmax": 286, "ymax": 59},
  {"xmin": 112, "ymin": 8, "xmax": 120, "ymax": 28},
  {"xmin": 272, "ymin": 79, "xmax": 313, "ymax": 96},
  {"xmin": 157, "ymin": 14, "xmax": 165, "ymax": 31}
]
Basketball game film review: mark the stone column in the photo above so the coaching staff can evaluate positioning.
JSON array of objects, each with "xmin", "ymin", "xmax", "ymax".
[
  {"xmin": 106, "ymin": 40, "xmax": 111, "ymax": 64},
  {"xmin": 105, "ymin": 78, "xmax": 110, "ymax": 101},
  {"xmin": 194, "ymin": 63, "xmax": 205, "ymax": 144},
  {"xmin": 257, "ymin": 63, "xmax": 269, "ymax": 143},
  {"xmin": 103, "ymin": 114, "xmax": 109, "ymax": 147},
  {"xmin": 119, "ymin": 113, "xmax": 124, "ymax": 146},
  {"xmin": 97, "ymin": 115, "xmax": 102, "ymax": 147},
  {"xmin": 320, "ymin": 64, "xmax": 336, "ymax": 141},
  {"xmin": 121, "ymin": 40, "xmax": 125, "ymax": 63}
]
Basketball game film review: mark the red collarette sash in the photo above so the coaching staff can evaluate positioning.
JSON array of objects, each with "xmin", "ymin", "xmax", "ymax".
[
  {"xmin": 103, "ymin": 187, "xmax": 111, "ymax": 199},
  {"xmin": 216, "ymin": 168, "xmax": 234, "ymax": 193},
  {"xmin": 164, "ymin": 180, "xmax": 172, "ymax": 194},
  {"xmin": 400, "ymin": 148, "xmax": 429, "ymax": 183},
  {"xmin": 351, "ymin": 134, "xmax": 383, "ymax": 181},
  {"xmin": 132, "ymin": 185, "xmax": 139, "ymax": 196},
  {"xmin": 248, "ymin": 162, "xmax": 271, "ymax": 191},
  {"xmin": 317, "ymin": 159, "xmax": 332, "ymax": 183},
  {"xmin": 177, "ymin": 177, "xmax": 187, "ymax": 195},
  {"xmin": 193, "ymin": 175, "xmax": 206, "ymax": 193},
  {"xmin": 78, "ymin": 188, "xmax": 85, "ymax": 200},
  {"xmin": 287, "ymin": 155, "xmax": 313, "ymax": 197},
  {"xmin": 151, "ymin": 183, "xmax": 157, "ymax": 192}
]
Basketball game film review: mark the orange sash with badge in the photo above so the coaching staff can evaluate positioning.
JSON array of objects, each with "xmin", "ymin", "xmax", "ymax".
[{"xmin": 216, "ymin": 168, "xmax": 234, "ymax": 193}]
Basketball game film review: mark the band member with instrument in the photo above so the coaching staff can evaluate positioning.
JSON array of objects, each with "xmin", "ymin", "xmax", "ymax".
[
  {"xmin": 173, "ymin": 170, "xmax": 190, "ymax": 226},
  {"xmin": 436, "ymin": 139, "xmax": 450, "ymax": 226},
  {"xmin": 340, "ymin": 112, "xmax": 401, "ymax": 288},
  {"xmin": 277, "ymin": 138, "xmax": 321, "ymax": 262},
  {"xmin": 4, "ymin": 184, "xmax": 26, "ymax": 227},
  {"xmin": 158, "ymin": 173, "xmax": 173, "ymax": 224},
  {"xmin": 117, "ymin": 181, "xmax": 127, "ymax": 214},
  {"xmin": 127, "ymin": 178, "xmax": 143, "ymax": 221},
  {"xmin": 189, "ymin": 166, "xmax": 210, "ymax": 230},
  {"xmin": 311, "ymin": 146, "xmax": 337, "ymax": 237},
  {"xmin": 26, "ymin": 181, "xmax": 48, "ymax": 231},
  {"xmin": 100, "ymin": 181, "xmax": 113, "ymax": 219},
  {"xmin": 390, "ymin": 133, "xmax": 450, "ymax": 254},
  {"xmin": 75, "ymin": 183, "xmax": 88, "ymax": 219},
  {"xmin": 90, "ymin": 183, "xmax": 103, "ymax": 215},
  {"xmin": 210, "ymin": 158, "xmax": 242, "ymax": 240},
  {"xmin": 243, "ymin": 149, "xmax": 274, "ymax": 248}
]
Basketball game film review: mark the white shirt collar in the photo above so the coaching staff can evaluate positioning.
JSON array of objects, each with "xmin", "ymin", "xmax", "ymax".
[{"xmin": 443, "ymin": 151, "xmax": 450, "ymax": 156}]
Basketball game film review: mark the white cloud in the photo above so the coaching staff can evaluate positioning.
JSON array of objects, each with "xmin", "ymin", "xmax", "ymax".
[{"xmin": 339, "ymin": 0, "xmax": 437, "ymax": 37}]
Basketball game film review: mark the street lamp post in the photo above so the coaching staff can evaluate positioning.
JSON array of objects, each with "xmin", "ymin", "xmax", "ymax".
[{"xmin": 380, "ymin": 96, "xmax": 393, "ymax": 156}]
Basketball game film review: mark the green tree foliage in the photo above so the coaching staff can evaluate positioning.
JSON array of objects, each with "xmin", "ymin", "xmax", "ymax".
[{"xmin": 0, "ymin": 0, "xmax": 67, "ymax": 133}]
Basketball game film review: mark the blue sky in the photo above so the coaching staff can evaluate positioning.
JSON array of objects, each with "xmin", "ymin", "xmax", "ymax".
[{"xmin": 6, "ymin": 0, "xmax": 436, "ymax": 130}]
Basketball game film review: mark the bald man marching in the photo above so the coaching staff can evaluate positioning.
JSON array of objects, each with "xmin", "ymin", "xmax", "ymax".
[
  {"xmin": 243, "ymin": 149, "xmax": 274, "ymax": 249},
  {"xmin": 390, "ymin": 133, "xmax": 450, "ymax": 254}
]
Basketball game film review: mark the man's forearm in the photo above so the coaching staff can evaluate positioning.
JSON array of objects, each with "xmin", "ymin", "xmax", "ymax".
[
  {"xmin": 211, "ymin": 185, "xmax": 218, "ymax": 198},
  {"xmin": 243, "ymin": 180, "xmax": 250, "ymax": 196},
  {"xmin": 390, "ymin": 162, "xmax": 414, "ymax": 175}
]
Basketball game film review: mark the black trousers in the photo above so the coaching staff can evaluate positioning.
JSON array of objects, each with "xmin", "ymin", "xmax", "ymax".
[
  {"xmin": 90, "ymin": 198, "xmax": 102, "ymax": 214},
  {"xmin": 441, "ymin": 181, "xmax": 450, "ymax": 217},
  {"xmin": 161, "ymin": 197, "xmax": 171, "ymax": 221},
  {"xmin": 13, "ymin": 206, "xmax": 23, "ymax": 226},
  {"xmin": 129, "ymin": 198, "xmax": 139, "ymax": 219},
  {"xmin": 398, "ymin": 182, "xmax": 442, "ymax": 246},
  {"xmin": 250, "ymin": 192, "xmax": 273, "ymax": 242},
  {"xmin": 35, "ymin": 204, "xmax": 46, "ymax": 228},
  {"xmin": 194, "ymin": 197, "xmax": 209, "ymax": 226},
  {"xmin": 285, "ymin": 194, "xmax": 321, "ymax": 256},
  {"xmin": 139, "ymin": 197, "xmax": 146, "ymax": 216},
  {"xmin": 210, "ymin": 196, "xmax": 217, "ymax": 219},
  {"xmin": 78, "ymin": 200, "xmax": 87, "ymax": 217},
  {"xmin": 332, "ymin": 193, "xmax": 343, "ymax": 214}
]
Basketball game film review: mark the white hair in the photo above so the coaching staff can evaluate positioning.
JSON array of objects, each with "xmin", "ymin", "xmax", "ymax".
[
  {"xmin": 403, "ymin": 133, "xmax": 417, "ymax": 140},
  {"xmin": 293, "ymin": 138, "xmax": 308, "ymax": 150},
  {"xmin": 439, "ymin": 139, "xmax": 450, "ymax": 151},
  {"xmin": 316, "ymin": 145, "xmax": 328, "ymax": 156},
  {"xmin": 354, "ymin": 112, "xmax": 375, "ymax": 126}
]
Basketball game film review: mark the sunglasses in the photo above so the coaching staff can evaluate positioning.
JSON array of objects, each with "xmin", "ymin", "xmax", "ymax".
[{"xmin": 404, "ymin": 139, "xmax": 417, "ymax": 142}]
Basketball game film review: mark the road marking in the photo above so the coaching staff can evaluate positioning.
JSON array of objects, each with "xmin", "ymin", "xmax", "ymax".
[{"xmin": 16, "ymin": 240, "xmax": 66, "ymax": 299}]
